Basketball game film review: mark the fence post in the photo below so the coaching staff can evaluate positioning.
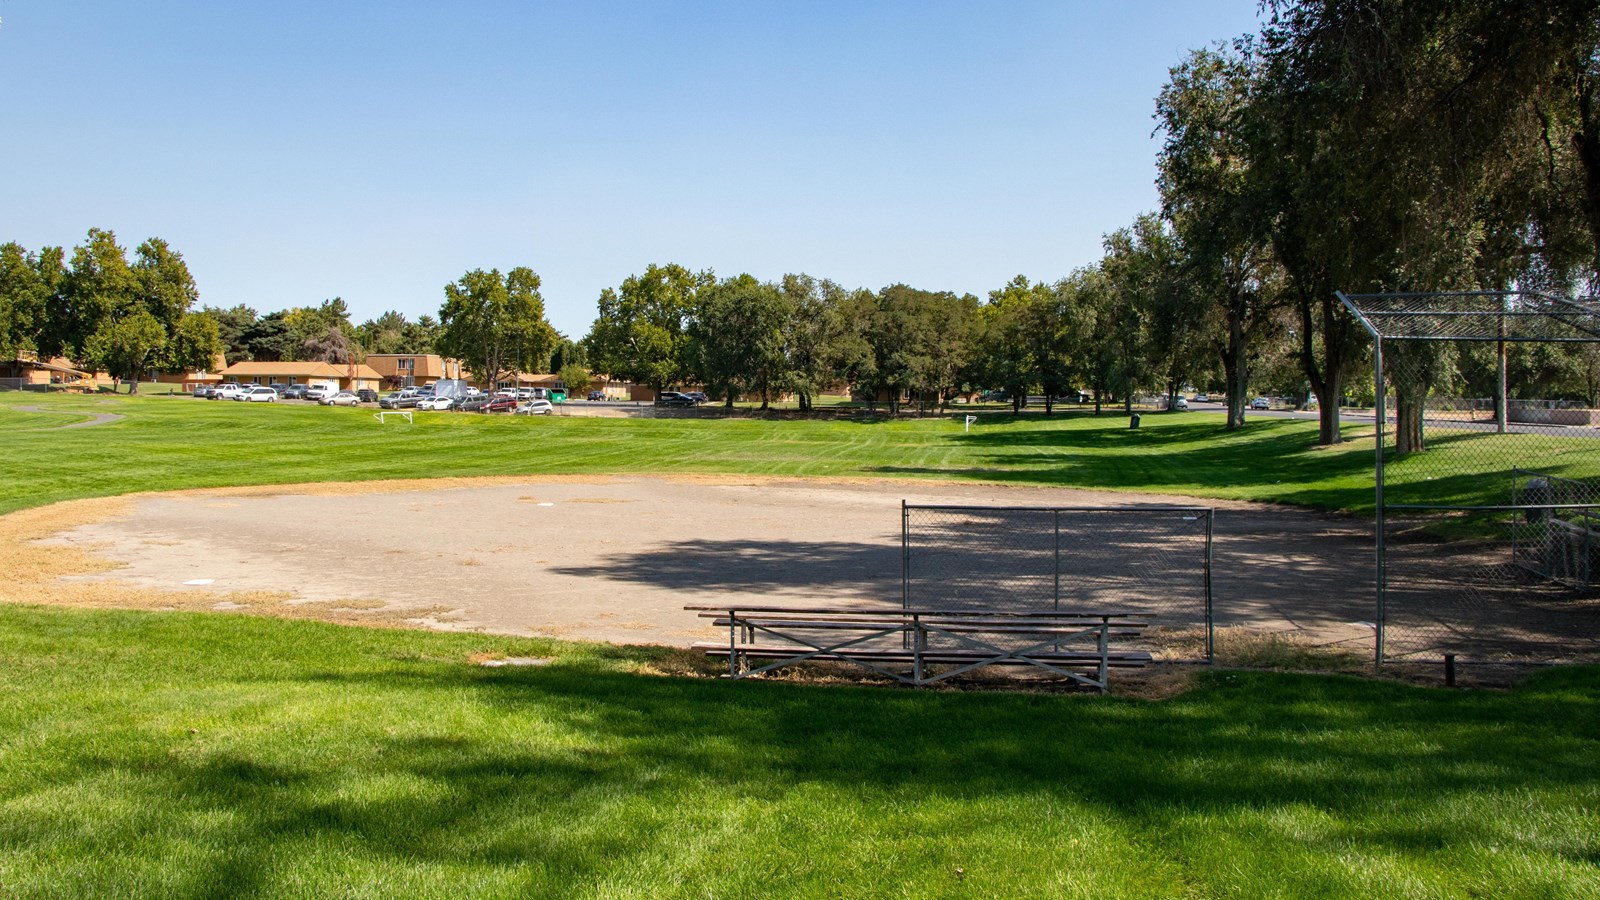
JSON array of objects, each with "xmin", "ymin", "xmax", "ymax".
[
  {"xmin": 1204, "ymin": 508, "xmax": 1215, "ymax": 663},
  {"xmin": 1053, "ymin": 509, "xmax": 1061, "ymax": 611},
  {"xmin": 1374, "ymin": 336, "xmax": 1387, "ymax": 668},
  {"xmin": 901, "ymin": 500, "xmax": 910, "ymax": 612}
]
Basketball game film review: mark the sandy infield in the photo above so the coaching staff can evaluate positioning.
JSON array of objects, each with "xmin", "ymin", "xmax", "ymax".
[{"xmin": 10, "ymin": 475, "xmax": 1377, "ymax": 649}]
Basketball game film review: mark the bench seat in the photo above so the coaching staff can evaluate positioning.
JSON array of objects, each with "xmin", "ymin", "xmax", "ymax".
[
  {"xmin": 693, "ymin": 642, "xmax": 1152, "ymax": 667},
  {"xmin": 689, "ymin": 604, "xmax": 1154, "ymax": 691}
]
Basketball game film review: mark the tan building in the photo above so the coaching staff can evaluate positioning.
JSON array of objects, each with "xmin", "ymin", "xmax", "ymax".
[
  {"xmin": 219, "ymin": 360, "xmax": 383, "ymax": 392},
  {"xmin": 364, "ymin": 354, "xmax": 464, "ymax": 389},
  {"xmin": 151, "ymin": 353, "xmax": 228, "ymax": 391},
  {"xmin": 0, "ymin": 354, "xmax": 107, "ymax": 391}
]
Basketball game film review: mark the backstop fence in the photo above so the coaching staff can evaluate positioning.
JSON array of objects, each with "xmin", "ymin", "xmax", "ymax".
[
  {"xmin": 1340, "ymin": 290, "xmax": 1600, "ymax": 665},
  {"xmin": 901, "ymin": 503, "xmax": 1214, "ymax": 661}
]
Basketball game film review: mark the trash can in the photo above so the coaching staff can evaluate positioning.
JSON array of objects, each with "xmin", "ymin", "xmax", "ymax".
[{"xmin": 1129, "ymin": 414, "xmax": 1141, "ymax": 429}]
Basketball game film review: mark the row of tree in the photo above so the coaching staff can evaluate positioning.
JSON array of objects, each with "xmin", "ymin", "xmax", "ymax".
[
  {"xmin": 582, "ymin": 2, "xmax": 1600, "ymax": 428},
  {"xmin": 0, "ymin": 229, "xmax": 219, "ymax": 393},
  {"xmin": 1148, "ymin": 0, "xmax": 1600, "ymax": 443},
  {"xmin": 8, "ymin": 4, "xmax": 1600, "ymax": 418}
]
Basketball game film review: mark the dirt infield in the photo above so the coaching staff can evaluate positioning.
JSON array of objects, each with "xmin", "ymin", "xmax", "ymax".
[{"xmin": 15, "ymin": 476, "xmax": 1379, "ymax": 650}]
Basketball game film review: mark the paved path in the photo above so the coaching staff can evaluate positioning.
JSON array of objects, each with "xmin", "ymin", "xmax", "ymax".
[{"xmin": 14, "ymin": 405, "xmax": 125, "ymax": 428}]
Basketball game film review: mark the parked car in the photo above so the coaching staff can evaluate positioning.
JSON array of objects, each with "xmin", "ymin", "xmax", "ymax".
[
  {"xmin": 683, "ymin": 391, "xmax": 708, "ymax": 404},
  {"xmin": 1193, "ymin": 393, "xmax": 1209, "ymax": 403},
  {"xmin": 654, "ymin": 391, "xmax": 696, "ymax": 407},
  {"xmin": 277, "ymin": 384, "xmax": 309, "ymax": 400},
  {"xmin": 480, "ymin": 395, "xmax": 519, "ymax": 413},
  {"xmin": 587, "ymin": 390, "xmax": 605, "ymax": 401},
  {"xmin": 416, "ymin": 396, "xmax": 454, "ymax": 411},
  {"xmin": 514, "ymin": 399, "xmax": 554, "ymax": 416},
  {"xmin": 240, "ymin": 386, "xmax": 278, "ymax": 402},
  {"xmin": 356, "ymin": 388, "xmax": 378, "ymax": 403},
  {"xmin": 378, "ymin": 392, "xmax": 420, "ymax": 409},
  {"xmin": 1250, "ymin": 396, "xmax": 1271, "ymax": 410},
  {"xmin": 215, "ymin": 383, "xmax": 248, "ymax": 401},
  {"xmin": 1170, "ymin": 396, "xmax": 1189, "ymax": 410},
  {"xmin": 321, "ymin": 390, "xmax": 360, "ymax": 406},
  {"xmin": 304, "ymin": 386, "xmax": 339, "ymax": 402},
  {"xmin": 459, "ymin": 395, "xmax": 493, "ymax": 412}
]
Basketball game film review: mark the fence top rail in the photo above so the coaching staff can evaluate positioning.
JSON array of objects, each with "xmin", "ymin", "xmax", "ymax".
[
  {"xmin": 1386, "ymin": 503, "xmax": 1600, "ymax": 512},
  {"xmin": 686, "ymin": 604, "xmax": 1157, "ymax": 618},
  {"xmin": 902, "ymin": 504, "xmax": 1213, "ymax": 514}
]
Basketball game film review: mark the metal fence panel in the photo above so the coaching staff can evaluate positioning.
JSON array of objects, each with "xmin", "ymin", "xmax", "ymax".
[
  {"xmin": 901, "ymin": 504, "xmax": 1213, "ymax": 661},
  {"xmin": 1342, "ymin": 290, "xmax": 1600, "ymax": 665}
]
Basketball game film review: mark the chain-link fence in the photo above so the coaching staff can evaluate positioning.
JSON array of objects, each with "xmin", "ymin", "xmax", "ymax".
[
  {"xmin": 1340, "ymin": 290, "xmax": 1600, "ymax": 664},
  {"xmin": 901, "ymin": 503, "xmax": 1214, "ymax": 661}
]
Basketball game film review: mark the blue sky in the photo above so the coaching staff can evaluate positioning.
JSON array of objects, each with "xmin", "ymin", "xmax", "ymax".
[{"xmin": 0, "ymin": 1, "xmax": 1264, "ymax": 338}]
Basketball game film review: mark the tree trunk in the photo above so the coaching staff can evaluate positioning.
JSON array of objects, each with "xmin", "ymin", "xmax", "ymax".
[
  {"xmin": 1572, "ymin": 70, "xmax": 1600, "ymax": 267},
  {"xmin": 1394, "ymin": 386, "xmax": 1426, "ymax": 454},
  {"xmin": 1300, "ymin": 291, "xmax": 1357, "ymax": 446}
]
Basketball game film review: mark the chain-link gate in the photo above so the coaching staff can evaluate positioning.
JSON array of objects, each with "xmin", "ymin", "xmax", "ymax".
[
  {"xmin": 1340, "ymin": 290, "xmax": 1600, "ymax": 665},
  {"xmin": 901, "ymin": 503, "xmax": 1214, "ymax": 661}
]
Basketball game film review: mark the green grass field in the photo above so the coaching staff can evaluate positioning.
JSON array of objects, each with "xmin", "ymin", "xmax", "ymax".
[
  {"xmin": 2, "ymin": 605, "xmax": 1595, "ymax": 898},
  {"xmin": 0, "ymin": 390, "xmax": 1538, "ymax": 515},
  {"xmin": 2, "ymin": 392, "xmax": 1598, "ymax": 897}
]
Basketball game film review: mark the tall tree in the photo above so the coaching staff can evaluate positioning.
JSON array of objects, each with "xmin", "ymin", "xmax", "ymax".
[
  {"xmin": 585, "ymin": 263, "xmax": 710, "ymax": 393},
  {"xmin": 358, "ymin": 310, "xmax": 410, "ymax": 355},
  {"xmin": 1258, "ymin": 0, "xmax": 1600, "ymax": 445},
  {"xmin": 204, "ymin": 304, "xmax": 258, "ymax": 365},
  {"xmin": 0, "ymin": 243, "xmax": 50, "ymax": 358},
  {"xmin": 240, "ymin": 311, "xmax": 296, "ymax": 362},
  {"xmin": 166, "ymin": 311, "xmax": 225, "ymax": 375},
  {"xmin": 438, "ymin": 267, "xmax": 557, "ymax": 387},
  {"xmin": 978, "ymin": 279, "xmax": 1029, "ymax": 413},
  {"xmin": 47, "ymin": 228, "xmax": 138, "ymax": 361},
  {"xmin": 132, "ymin": 238, "xmax": 198, "ymax": 332},
  {"xmin": 82, "ymin": 310, "xmax": 166, "ymax": 391},
  {"xmin": 1158, "ymin": 45, "xmax": 1281, "ymax": 428},
  {"xmin": 689, "ymin": 275, "xmax": 793, "ymax": 409},
  {"xmin": 776, "ymin": 274, "xmax": 850, "ymax": 412}
]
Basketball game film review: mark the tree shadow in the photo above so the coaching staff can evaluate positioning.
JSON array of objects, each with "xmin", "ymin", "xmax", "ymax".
[
  {"xmin": 53, "ymin": 660, "xmax": 1600, "ymax": 894},
  {"xmin": 549, "ymin": 537, "xmax": 902, "ymax": 596}
]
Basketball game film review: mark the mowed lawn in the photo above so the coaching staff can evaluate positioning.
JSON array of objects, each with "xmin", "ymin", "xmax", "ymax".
[
  {"xmin": 2, "ymin": 390, "xmax": 1570, "ymax": 515},
  {"xmin": 1, "ymin": 605, "xmax": 1596, "ymax": 898},
  {"xmin": 4, "ymin": 392, "xmax": 1600, "ymax": 897}
]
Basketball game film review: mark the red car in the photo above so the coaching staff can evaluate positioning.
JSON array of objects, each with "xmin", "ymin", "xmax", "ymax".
[{"xmin": 481, "ymin": 395, "xmax": 519, "ymax": 413}]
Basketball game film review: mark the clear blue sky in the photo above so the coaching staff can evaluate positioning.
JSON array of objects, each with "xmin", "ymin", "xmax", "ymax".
[{"xmin": 1, "ymin": 1, "xmax": 1263, "ymax": 338}]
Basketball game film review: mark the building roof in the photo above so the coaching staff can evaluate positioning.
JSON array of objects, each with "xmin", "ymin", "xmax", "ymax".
[
  {"xmin": 221, "ymin": 361, "xmax": 383, "ymax": 380},
  {"xmin": 364, "ymin": 354, "xmax": 453, "ymax": 378},
  {"xmin": 7, "ymin": 358, "xmax": 91, "ymax": 377}
]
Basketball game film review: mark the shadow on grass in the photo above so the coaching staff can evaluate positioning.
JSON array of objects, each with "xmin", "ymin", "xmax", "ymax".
[
  {"xmin": 60, "ymin": 660, "xmax": 1600, "ymax": 893},
  {"xmin": 8, "ymin": 603, "xmax": 1598, "ymax": 894}
]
